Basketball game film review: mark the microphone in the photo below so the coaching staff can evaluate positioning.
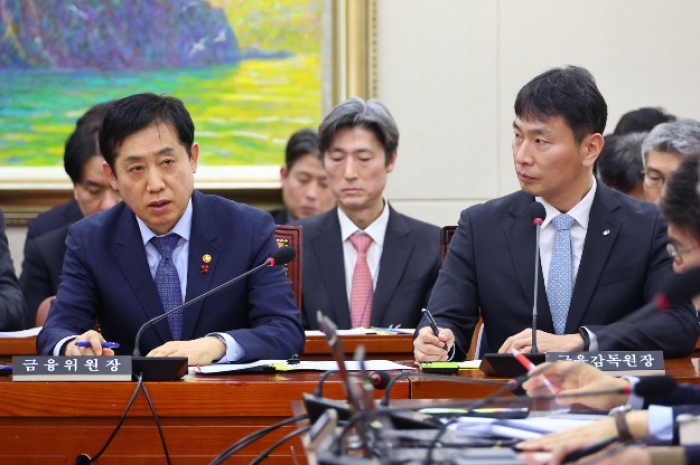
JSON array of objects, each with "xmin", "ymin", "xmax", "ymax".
[
  {"xmin": 369, "ymin": 370, "xmax": 391, "ymax": 390},
  {"xmin": 131, "ymin": 246, "xmax": 296, "ymax": 380},
  {"xmin": 479, "ymin": 203, "xmax": 546, "ymax": 377},
  {"xmin": 634, "ymin": 375, "xmax": 677, "ymax": 398},
  {"xmin": 528, "ymin": 201, "xmax": 546, "ymax": 354}
]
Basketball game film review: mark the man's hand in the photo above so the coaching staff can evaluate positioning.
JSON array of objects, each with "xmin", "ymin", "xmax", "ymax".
[
  {"xmin": 65, "ymin": 330, "xmax": 115, "ymax": 356},
  {"xmin": 147, "ymin": 336, "xmax": 226, "ymax": 366},
  {"xmin": 522, "ymin": 361, "xmax": 631, "ymax": 410},
  {"xmin": 413, "ymin": 326, "xmax": 454, "ymax": 362},
  {"xmin": 499, "ymin": 329, "xmax": 583, "ymax": 353}
]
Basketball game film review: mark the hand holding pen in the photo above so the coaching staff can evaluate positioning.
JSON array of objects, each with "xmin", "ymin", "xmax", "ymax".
[
  {"xmin": 65, "ymin": 330, "xmax": 118, "ymax": 356},
  {"xmin": 422, "ymin": 308, "xmax": 449, "ymax": 351}
]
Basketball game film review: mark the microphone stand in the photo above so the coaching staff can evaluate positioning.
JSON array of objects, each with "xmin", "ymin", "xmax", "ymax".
[
  {"xmin": 131, "ymin": 250, "xmax": 290, "ymax": 381},
  {"xmin": 532, "ymin": 216, "xmax": 543, "ymax": 354}
]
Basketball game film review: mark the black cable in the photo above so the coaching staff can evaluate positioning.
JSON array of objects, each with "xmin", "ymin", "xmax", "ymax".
[
  {"xmin": 139, "ymin": 380, "xmax": 172, "ymax": 465},
  {"xmin": 314, "ymin": 370, "xmax": 339, "ymax": 397},
  {"xmin": 332, "ymin": 410, "xmax": 371, "ymax": 456},
  {"xmin": 81, "ymin": 375, "xmax": 144, "ymax": 464},
  {"xmin": 210, "ymin": 414, "xmax": 309, "ymax": 464},
  {"xmin": 248, "ymin": 425, "xmax": 312, "ymax": 465},
  {"xmin": 380, "ymin": 371, "xmax": 509, "ymax": 406}
]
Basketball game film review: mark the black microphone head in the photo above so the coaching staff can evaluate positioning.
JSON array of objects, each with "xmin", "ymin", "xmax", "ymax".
[
  {"xmin": 527, "ymin": 201, "xmax": 546, "ymax": 224},
  {"xmin": 664, "ymin": 265, "xmax": 700, "ymax": 306},
  {"xmin": 369, "ymin": 371, "xmax": 391, "ymax": 390},
  {"xmin": 633, "ymin": 375, "xmax": 677, "ymax": 398},
  {"xmin": 270, "ymin": 246, "xmax": 296, "ymax": 266}
]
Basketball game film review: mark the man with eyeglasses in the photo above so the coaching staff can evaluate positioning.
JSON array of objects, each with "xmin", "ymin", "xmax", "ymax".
[
  {"xmin": 659, "ymin": 153, "xmax": 700, "ymax": 310},
  {"xmin": 641, "ymin": 119, "xmax": 700, "ymax": 204}
]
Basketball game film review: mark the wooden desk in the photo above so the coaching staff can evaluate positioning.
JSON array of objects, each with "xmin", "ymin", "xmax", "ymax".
[
  {"xmin": 303, "ymin": 333, "xmax": 414, "ymax": 361},
  {"xmin": 0, "ymin": 333, "xmax": 416, "ymax": 363},
  {"xmin": 409, "ymin": 357, "xmax": 700, "ymax": 399},
  {"xmin": 0, "ymin": 336, "xmax": 35, "ymax": 363},
  {"xmin": 0, "ymin": 371, "xmax": 409, "ymax": 463}
]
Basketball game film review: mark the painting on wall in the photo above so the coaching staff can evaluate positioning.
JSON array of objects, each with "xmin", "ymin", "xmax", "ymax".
[{"xmin": 0, "ymin": 0, "xmax": 324, "ymax": 189}]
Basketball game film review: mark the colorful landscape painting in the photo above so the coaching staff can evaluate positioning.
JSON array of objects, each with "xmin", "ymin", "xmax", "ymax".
[{"xmin": 0, "ymin": 0, "xmax": 322, "ymax": 170}]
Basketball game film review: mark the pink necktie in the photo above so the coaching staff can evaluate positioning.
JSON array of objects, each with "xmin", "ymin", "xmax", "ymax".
[{"xmin": 349, "ymin": 234, "xmax": 374, "ymax": 328}]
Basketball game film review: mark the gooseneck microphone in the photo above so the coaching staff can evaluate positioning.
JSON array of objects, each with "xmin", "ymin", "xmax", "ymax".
[
  {"xmin": 130, "ymin": 246, "xmax": 296, "ymax": 380},
  {"xmin": 528, "ymin": 202, "xmax": 546, "ymax": 354}
]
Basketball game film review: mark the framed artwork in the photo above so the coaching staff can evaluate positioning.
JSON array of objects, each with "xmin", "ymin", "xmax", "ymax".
[{"xmin": 0, "ymin": 0, "xmax": 375, "ymax": 198}]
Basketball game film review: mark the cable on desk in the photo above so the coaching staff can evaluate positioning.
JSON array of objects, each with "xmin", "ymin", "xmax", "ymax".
[{"xmin": 248, "ymin": 425, "xmax": 312, "ymax": 465}]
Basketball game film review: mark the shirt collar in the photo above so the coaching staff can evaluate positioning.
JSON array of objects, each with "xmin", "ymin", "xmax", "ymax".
[
  {"xmin": 137, "ymin": 197, "xmax": 193, "ymax": 245},
  {"xmin": 538, "ymin": 176, "xmax": 597, "ymax": 230},
  {"xmin": 338, "ymin": 200, "xmax": 390, "ymax": 247}
]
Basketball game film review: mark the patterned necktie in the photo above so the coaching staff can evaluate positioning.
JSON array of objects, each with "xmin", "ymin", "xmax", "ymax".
[
  {"xmin": 349, "ymin": 234, "xmax": 374, "ymax": 328},
  {"xmin": 547, "ymin": 214, "xmax": 575, "ymax": 335},
  {"xmin": 151, "ymin": 234, "xmax": 183, "ymax": 340}
]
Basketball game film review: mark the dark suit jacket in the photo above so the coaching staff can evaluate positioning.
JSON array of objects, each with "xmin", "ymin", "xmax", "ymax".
[
  {"xmin": 37, "ymin": 191, "xmax": 305, "ymax": 361},
  {"xmin": 25, "ymin": 200, "xmax": 82, "ymax": 243},
  {"xmin": 422, "ymin": 184, "xmax": 699, "ymax": 359},
  {"xmin": 0, "ymin": 210, "xmax": 25, "ymax": 330},
  {"xmin": 296, "ymin": 207, "xmax": 440, "ymax": 329},
  {"xmin": 19, "ymin": 225, "xmax": 68, "ymax": 328},
  {"xmin": 268, "ymin": 208, "xmax": 291, "ymax": 225}
]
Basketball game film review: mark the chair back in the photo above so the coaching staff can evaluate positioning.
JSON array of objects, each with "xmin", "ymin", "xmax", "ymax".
[{"xmin": 274, "ymin": 225, "xmax": 303, "ymax": 309}]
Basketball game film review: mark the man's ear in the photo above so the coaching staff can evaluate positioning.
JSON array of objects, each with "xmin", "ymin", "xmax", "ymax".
[
  {"xmin": 280, "ymin": 166, "xmax": 288, "ymax": 182},
  {"xmin": 103, "ymin": 161, "xmax": 119, "ymax": 190},
  {"xmin": 582, "ymin": 133, "xmax": 604, "ymax": 168},
  {"xmin": 386, "ymin": 151, "xmax": 398, "ymax": 172}
]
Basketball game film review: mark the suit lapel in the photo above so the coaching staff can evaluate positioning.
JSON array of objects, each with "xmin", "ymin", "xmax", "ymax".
[
  {"xmin": 311, "ymin": 211, "xmax": 351, "ymax": 328},
  {"xmin": 113, "ymin": 206, "xmax": 172, "ymax": 344},
  {"xmin": 181, "ymin": 191, "xmax": 221, "ymax": 341},
  {"xmin": 504, "ymin": 194, "xmax": 555, "ymax": 333},
  {"xmin": 566, "ymin": 184, "xmax": 620, "ymax": 332},
  {"xmin": 372, "ymin": 209, "xmax": 412, "ymax": 326}
]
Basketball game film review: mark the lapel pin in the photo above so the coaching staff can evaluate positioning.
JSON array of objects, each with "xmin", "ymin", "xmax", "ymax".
[
  {"xmin": 603, "ymin": 229, "xmax": 610, "ymax": 236},
  {"xmin": 201, "ymin": 254, "xmax": 212, "ymax": 274}
]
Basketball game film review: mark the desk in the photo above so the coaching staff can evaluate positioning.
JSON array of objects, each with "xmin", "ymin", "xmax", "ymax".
[
  {"xmin": 303, "ymin": 333, "xmax": 414, "ymax": 361},
  {"xmin": 409, "ymin": 357, "xmax": 700, "ymax": 399},
  {"xmin": 0, "ymin": 371, "xmax": 409, "ymax": 463},
  {"xmin": 0, "ymin": 334, "xmax": 416, "ymax": 363}
]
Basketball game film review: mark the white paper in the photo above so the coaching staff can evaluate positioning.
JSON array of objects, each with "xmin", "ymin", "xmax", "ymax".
[
  {"xmin": 304, "ymin": 328, "xmax": 415, "ymax": 336},
  {"xmin": 0, "ymin": 327, "xmax": 42, "ymax": 338},
  {"xmin": 457, "ymin": 360, "xmax": 482, "ymax": 369},
  {"xmin": 193, "ymin": 359, "xmax": 414, "ymax": 375},
  {"xmin": 449, "ymin": 413, "xmax": 602, "ymax": 439}
]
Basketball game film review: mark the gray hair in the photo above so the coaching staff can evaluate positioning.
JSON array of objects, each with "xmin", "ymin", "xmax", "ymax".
[
  {"xmin": 318, "ymin": 97, "xmax": 399, "ymax": 164},
  {"xmin": 641, "ymin": 119, "xmax": 700, "ymax": 164}
]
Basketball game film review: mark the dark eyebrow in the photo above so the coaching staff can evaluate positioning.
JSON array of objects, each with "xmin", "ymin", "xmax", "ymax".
[{"xmin": 512, "ymin": 120, "xmax": 552, "ymax": 136}]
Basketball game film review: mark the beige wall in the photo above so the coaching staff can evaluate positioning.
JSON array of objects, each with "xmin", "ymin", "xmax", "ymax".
[{"xmin": 376, "ymin": 0, "xmax": 700, "ymax": 226}]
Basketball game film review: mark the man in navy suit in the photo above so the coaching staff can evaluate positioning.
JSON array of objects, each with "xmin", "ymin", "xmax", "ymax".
[
  {"xmin": 295, "ymin": 98, "xmax": 440, "ymax": 330},
  {"xmin": 414, "ymin": 66, "xmax": 698, "ymax": 361},
  {"xmin": 37, "ymin": 93, "xmax": 304, "ymax": 365},
  {"xmin": 20, "ymin": 101, "xmax": 121, "ymax": 328}
]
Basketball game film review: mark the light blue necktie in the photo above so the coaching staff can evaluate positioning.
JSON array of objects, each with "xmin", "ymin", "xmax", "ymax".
[
  {"xmin": 547, "ymin": 214, "xmax": 574, "ymax": 335},
  {"xmin": 152, "ymin": 234, "xmax": 183, "ymax": 340}
]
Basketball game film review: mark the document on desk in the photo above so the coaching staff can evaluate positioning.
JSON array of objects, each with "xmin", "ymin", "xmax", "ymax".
[
  {"xmin": 0, "ymin": 327, "xmax": 42, "ymax": 338},
  {"xmin": 304, "ymin": 328, "xmax": 415, "ymax": 336},
  {"xmin": 449, "ymin": 413, "xmax": 603, "ymax": 440},
  {"xmin": 193, "ymin": 359, "xmax": 414, "ymax": 375}
]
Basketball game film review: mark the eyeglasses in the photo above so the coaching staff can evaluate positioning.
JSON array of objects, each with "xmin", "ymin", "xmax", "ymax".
[
  {"xmin": 667, "ymin": 242, "xmax": 700, "ymax": 265},
  {"xmin": 641, "ymin": 168, "xmax": 668, "ymax": 189}
]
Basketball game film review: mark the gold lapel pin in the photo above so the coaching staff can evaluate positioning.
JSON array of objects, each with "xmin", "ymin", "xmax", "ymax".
[{"xmin": 201, "ymin": 254, "xmax": 212, "ymax": 274}]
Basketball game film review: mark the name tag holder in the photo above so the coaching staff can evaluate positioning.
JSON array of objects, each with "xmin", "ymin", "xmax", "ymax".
[
  {"xmin": 545, "ymin": 351, "xmax": 664, "ymax": 376},
  {"xmin": 12, "ymin": 356, "xmax": 132, "ymax": 381}
]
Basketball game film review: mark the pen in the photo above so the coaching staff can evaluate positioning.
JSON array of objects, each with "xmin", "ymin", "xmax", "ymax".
[
  {"xmin": 422, "ymin": 308, "xmax": 448, "ymax": 351},
  {"xmin": 511, "ymin": 348, "xmax": 560, "ymax": 394},
  {"xmin": 561, "ymin": 436, "xmax": 617, "ymax": 464},
  {"xmin": 74, "ymin": 341, "xmax": 120, "ymax": 349}
]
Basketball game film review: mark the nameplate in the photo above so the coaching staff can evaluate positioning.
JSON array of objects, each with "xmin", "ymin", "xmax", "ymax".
[
  {"xmin": 545, "ymin": 351, "xmax": 664, "ymax": 376},
  {"xmin": 12, "ymin": 356, "xmax": 132, "ymax": 382}
]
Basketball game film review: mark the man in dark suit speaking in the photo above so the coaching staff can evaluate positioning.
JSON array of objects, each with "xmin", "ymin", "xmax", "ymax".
[
  {"xmin": 414, "ymin": 66, "xmax": 698, "ymax": 361},
  {"xmin": 37, "ymin": 94, "xmax": 304, "ymax": 365},
  {"xmin": 296, "ymin": 98, "xmax": 440, "ymax": 330}
]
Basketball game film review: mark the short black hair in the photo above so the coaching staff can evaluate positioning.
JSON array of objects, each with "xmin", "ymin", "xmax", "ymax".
[
  {"xmin": 515, "ymin": 66, "xmax": 607, "ymax": 143},
  {"xmin": 597, "ymin": 133, "xmax": 645, "ymax": 194},
  {"xmin": 100, "ymin": 93, "xmax": 194, "ymax": 171},
  {"xmin": 318, "ymin": 97, "xmax": 399, "ymax": 164},
  {"xmin": 64, "ymin": 101, "xmax": 115, "ymax": 184},
  {"xmin": 285, "ymin": 128, "xmax": 319, "ymax": 169},
  {"xmin": 614, "ymin": 107, "xmax": 676, "ymax": 135},
  {"xmin": 659, "ymin": 154, "xmax": 700, "ymax": 240}
]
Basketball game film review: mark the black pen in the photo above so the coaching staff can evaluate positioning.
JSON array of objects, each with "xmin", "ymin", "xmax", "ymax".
[
  {"xmin": 561, "ymin": 436, "xmax": 616, "ymax": 464},
  {"xmin": 422, "ymin": 308, "xmax": 448, "ymax": 351}
]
